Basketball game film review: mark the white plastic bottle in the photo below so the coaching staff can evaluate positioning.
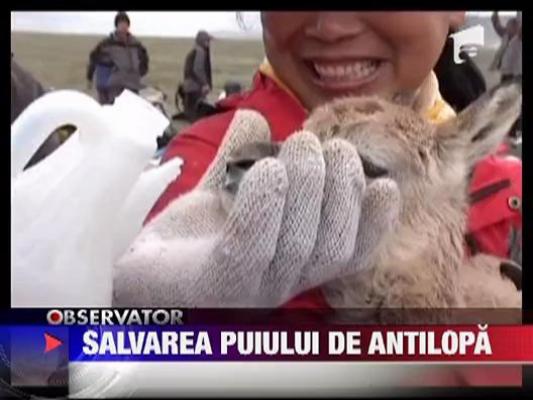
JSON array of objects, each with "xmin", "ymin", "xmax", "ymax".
[{"xmin": 11, "ymin": 90, "xmax": 183, "ymax": 307}]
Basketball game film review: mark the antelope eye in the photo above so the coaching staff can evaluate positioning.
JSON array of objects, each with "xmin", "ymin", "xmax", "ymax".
[
  {"xmin": 360, "ymin": 156, "xmax": 388, "ymax": 179},
  {"xmin": 234, "ymin": 159, "xmax": 256, "ymax": 170},
  {"xmin": 227, "ymin": 159, "xmax": 256, "ymax": 173}
]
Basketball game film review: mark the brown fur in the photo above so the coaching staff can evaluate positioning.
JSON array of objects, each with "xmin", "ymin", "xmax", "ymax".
[
  {"xmin": 301, "ymin": 85, "xmax": 522, "ymax": 324},
  {"xmin": 225, "ymin": 82, "xmax": 521, "ymax": 323}
]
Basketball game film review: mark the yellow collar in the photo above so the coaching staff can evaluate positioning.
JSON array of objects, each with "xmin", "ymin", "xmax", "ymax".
[
  {"xmin": 259, "ymin": 59, "xmax": 456, "ymax": 124},
  {"xmin": 258, "ymin": 58, "xmax": 305, "ymax": 107}
]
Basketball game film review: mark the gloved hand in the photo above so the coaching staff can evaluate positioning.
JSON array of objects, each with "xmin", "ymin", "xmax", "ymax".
[{"xmin": 113, "ymin": 110, "xmax": 401, "ymax": 307}]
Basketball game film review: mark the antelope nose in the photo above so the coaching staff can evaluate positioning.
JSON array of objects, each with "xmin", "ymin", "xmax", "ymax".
[{"xmin": 224, "ymin": 161, "xmax": 252, "ymax": 196}]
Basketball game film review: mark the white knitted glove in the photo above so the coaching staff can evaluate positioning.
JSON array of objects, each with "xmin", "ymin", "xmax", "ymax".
[{"xmin": 113, "ymin": 110, "xmax": 400, "ymax": 307}]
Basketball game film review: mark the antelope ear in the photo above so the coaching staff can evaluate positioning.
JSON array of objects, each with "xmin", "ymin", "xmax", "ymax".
[{"xmin": 436, "ymin": 80, "xmax": 522, "ymax": 167}]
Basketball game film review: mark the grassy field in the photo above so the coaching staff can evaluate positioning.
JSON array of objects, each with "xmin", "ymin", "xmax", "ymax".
[
  {"xmin": 11, "ymin": 32, "xmax": 266, "ymax": 112},
  {"xmin": 11, "ymin": 31, "xmax": 501, "ymax": 110}
]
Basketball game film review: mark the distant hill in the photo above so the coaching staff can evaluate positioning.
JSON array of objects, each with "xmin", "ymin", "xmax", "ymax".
[{"xmin": 208, "ymin": 30, "xmax": 262, "ymax": 40}]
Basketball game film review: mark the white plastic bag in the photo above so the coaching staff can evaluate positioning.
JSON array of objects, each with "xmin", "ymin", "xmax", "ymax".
[{"xmin": 11, "ymin": 90, "xmax": 183, "ymax": 307}]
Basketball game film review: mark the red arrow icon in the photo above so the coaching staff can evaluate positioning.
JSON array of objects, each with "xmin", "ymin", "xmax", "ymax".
[{"xmin": 44, "ymin": 333, "xmax": 63, "ymax": 353}]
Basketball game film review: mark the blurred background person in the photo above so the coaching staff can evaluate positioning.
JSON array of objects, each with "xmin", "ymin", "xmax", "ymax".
[
  {"xmin": 499, "ymin": 15, "xmax": 522, "ymax": 83},
  {"xmin": 181, "ymin": 30, "xmax": 214, "ymax": 121},
  {"xmin": 490, "ymin": 11, "xmax": 520, "ymax": 82},
  {"xmin": 218, "ymin": 80, "xmax": 243, "ymax": 100},
  {"xmin": 497, "ymin": 12, "xmax": 522, "ymax": 143},
  {"xmin": 86, "ymin": 11, "xmax": 149, "ymax": 104}
]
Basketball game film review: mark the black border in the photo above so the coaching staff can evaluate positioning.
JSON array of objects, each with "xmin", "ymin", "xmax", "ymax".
[{"xmin": 6, "ymin": 1, "xmax": 529, "ymax": 11}]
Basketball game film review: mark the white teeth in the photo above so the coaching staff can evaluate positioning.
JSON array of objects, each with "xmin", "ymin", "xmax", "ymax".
[{"xmin": 313, "ymin": 60, "xmax": 379, "ymax": 81}]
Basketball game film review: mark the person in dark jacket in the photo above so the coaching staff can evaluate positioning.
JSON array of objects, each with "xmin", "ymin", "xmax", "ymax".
[
  {"xmin": 87, "ymin": 11, "xmax": 149, "ymax": 104},
  {"xmin": 11, "ymin": 56, "xmax": 62, "ymax": 169},
  {"xmin": 182, "ymin": 30, "xmax": 214, "ymax": 121}
]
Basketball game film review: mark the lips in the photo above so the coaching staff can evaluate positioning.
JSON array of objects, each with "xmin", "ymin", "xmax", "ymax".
[
  {"xmin": 304, "ymin": 58, "xmax": 385, "ymax": 92},
  {"xmin": 313, "ymin": 60, "xmax": 380, "ymax": 81}
]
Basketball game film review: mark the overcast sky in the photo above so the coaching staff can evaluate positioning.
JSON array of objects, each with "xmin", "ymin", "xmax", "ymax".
[
  {"xmin": 11, "ymin": 11, "xmax": 518, "ymax": 38},
  {"xmin": 11, "ymin": 12, "xmax": 262, "ymax": 37}
]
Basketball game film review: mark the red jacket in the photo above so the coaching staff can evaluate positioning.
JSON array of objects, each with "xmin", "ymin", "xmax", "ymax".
[
  {"xmin": 149, "ymin": 71, "xmax": 522, "ymax": 386},
  {"xmin": 467, "ymin": 146, "xmax": 522, "ymax": 259}
]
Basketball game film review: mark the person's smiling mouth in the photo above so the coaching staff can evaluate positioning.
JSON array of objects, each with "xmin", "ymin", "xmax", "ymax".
[{"xmin": 302, "ymin": 57, "xmax": 388, "ymax": 92}]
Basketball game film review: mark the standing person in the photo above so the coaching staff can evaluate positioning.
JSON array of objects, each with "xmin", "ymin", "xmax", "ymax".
[
  {"xmin": 87, "ymin": 11, "xmax": 149, "ymax": 104},
  {"xmin": 490, "ymin": 11, "xmax": 519, "ymax": 81},
  {"xmin": 182, "ymin": 30, "xmax": 214, "ymax": 121}
]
